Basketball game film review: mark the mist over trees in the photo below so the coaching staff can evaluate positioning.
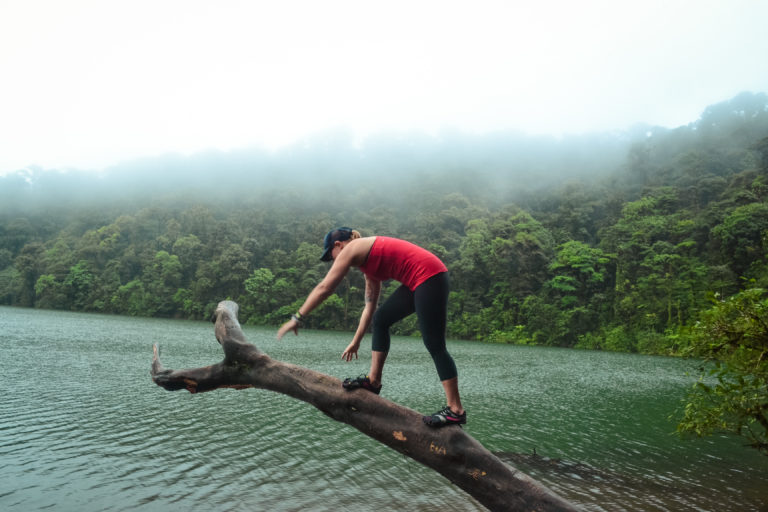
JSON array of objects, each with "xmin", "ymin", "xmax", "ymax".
[
  {"xmin": 0, "ymin": 120, "xmax": 633, "ymax": 214},
  {"xmin": 1, "ymin": 91, "xmax": 767, "ymax": 352},
  {"xmin": 4, "ymin": 91, "xmax": 768, "ymax": 454}
]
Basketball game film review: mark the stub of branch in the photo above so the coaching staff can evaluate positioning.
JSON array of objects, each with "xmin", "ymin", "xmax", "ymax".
[{"xmin": 150, "ymin": 300, "xmax": 580, "ymax": 512}]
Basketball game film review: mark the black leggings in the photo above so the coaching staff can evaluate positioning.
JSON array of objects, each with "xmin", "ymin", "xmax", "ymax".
[{"xmin": 371, "ymin": 272, "xmax": 458, "ymax": 381}]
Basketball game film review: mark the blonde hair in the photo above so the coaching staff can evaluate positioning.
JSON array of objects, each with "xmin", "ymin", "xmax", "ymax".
[{"xmin": 349, "ymin": 229, "xmax": 361, "ymax": 240}]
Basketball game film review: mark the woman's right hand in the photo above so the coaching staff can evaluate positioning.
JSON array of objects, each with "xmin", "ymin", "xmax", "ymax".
[
  {"xmin": 341, "ymin": 340, "xmax": 360, "ymax": 361},
  {"xmin": 276, "ymin": 318, "xmax": 299, "ymax": 340}
]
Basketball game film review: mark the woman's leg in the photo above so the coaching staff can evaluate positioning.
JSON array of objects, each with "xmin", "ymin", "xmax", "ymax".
[
  {"xmin": 368, "ymin": 350, "xmax": 388, "ymax": 388},
  {"xmin": 440, "ymin": 377, "xmax": 463, "ymax": 415},
  {"xmin": 369, "ymin": 284, "xmax": 414, "ymax": 386},
  {"xmin": 414, "ymin": 273, "xmax": 464, "ymax": 414}
]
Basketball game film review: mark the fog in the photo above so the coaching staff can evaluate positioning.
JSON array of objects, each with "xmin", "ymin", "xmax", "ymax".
[
  {"xmin": 1, "ymin": 1, "xmax": 767, "ymax": 176},
  {"xmin": 2, "ymin": 89, "xmax": 767, "ymax": 218},
  {"xmin": 0, "ymin": 127, "xmax": 635, "ymax": 213}
]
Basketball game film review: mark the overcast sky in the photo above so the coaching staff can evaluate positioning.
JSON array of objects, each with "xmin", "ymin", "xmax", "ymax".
[{"xmin": 1, "ymin": 0, "xmax": 767, "ymax": 175}]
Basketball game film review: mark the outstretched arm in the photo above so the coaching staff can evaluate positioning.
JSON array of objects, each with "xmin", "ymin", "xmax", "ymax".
[
  {"xmin": 277, "ymin": 238, "xmax": 372, "ymax": 339},
  {"xmin": 276, "ymin": 257, "xmax": 351, "ymax": 338}
]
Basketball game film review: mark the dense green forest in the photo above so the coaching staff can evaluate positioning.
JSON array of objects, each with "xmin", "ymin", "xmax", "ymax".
[{"xmin": 1, "ymin": 92, "xmax": 768, "ymax": 356}]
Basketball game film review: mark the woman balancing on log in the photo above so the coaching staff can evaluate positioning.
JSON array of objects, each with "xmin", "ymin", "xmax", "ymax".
[{"xmin": 277, "ymin": 227, "xmax": 466, "ymax": 428}]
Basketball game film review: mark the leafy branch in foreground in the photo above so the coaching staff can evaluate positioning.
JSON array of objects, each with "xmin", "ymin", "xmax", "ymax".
[{"xmin": 677, "ymin": 288, "xmax": 768, "ymax": 455}]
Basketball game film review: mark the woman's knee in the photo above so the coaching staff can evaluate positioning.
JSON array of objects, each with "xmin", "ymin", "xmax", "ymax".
[
  {"xmin": 430, "ymin": 350, "xmax": 458, "ymax": 381},
  {"xmin": 372, "ymin": 307, "xmax": 396, "ymax": 330}
]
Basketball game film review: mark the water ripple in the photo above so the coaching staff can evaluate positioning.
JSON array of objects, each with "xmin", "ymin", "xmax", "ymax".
[{"xmin": 2, "ymin": 308, "xmax": 767, "ymax": 511}]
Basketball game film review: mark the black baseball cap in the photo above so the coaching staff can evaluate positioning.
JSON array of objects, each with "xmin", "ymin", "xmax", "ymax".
[{"xmin": 320, "ymin": 227, "xmax": 354, "ymax": 261}]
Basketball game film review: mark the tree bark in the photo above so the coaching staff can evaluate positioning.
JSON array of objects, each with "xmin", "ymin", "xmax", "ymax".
[{"xmin": 150, "ymin": 300, "xmax": 580, "ymax": 512}]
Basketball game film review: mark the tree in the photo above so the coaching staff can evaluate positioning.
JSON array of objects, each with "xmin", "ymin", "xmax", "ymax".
[
  {"xmin": 634, "ymin": 241, "xmax": 707, "ymax": 334},
  {"xmin": 1, "ymin": 217, "xmax": 36, "ymax": 254},
  {"xmin": 34, "ymin": 273, "xmax": 65, "ymax": 309},
  {"xmin": 172, "ymin": 234, "xmax": 203, "ymax": 282},
  {"xmin": 544, "ymin": 241, "xmax": 612, "ymax": 345},
  {"xmin": 752, "ymin": 136, "xmax": 768, "ymax": 174},
  {"xmin": 678, "ymin": 288, "xmax": 768, "ymax": 455},
  {"xmin": 142, "ymin": 250, "xmax": 182, "ymax": 315},
  {"xmin": 64, "ymin": 260, "xmax": 95, "ymax": 310},
  {"xmin": 14, "ymin": 242, "xmax": 44, "ymax": 307},
  {"xmin": 151, "ymin": 300, "xmax": 579, "ymax": 512},
  {"xmin": 451, "ymin": 211, "xmax": 554, "ymax": 341},
  {"xmin": 111, "ymin": 279, "xmax": 152, "ymax": 316},
  {"xmin": 0, "ymin": 265, "xmax": 21, "ymax": 304},
  {"xmin": 711, "ymin": 202, "xmax": 768, "ymax": 277},
  {"xmin": 212, "ymin": 243, "xmax": 252, "ymax": 297},
  {"xmin": 242, "ymin": 267, "xmax": 277, "ymax": 323}
]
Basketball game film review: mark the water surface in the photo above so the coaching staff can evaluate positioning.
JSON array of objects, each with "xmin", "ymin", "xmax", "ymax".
[{"xmin": 2, "ymin": 307, "xmax": 767, "ymax": 511}]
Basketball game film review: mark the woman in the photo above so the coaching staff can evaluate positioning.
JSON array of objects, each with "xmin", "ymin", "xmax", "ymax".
[{"xmin": 277, "ymin": 227, "xmax": 466, "ymax": 428}]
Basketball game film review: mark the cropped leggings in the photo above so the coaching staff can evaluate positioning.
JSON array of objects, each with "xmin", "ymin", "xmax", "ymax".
[{"xmin": 371, "ymin": 272, "xmax": 458, "ymax": 381}]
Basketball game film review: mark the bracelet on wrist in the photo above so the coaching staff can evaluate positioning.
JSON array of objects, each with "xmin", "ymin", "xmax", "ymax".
[{"xmin": 291, "ymin": 312, "xmax": 303, "ymax": 324}]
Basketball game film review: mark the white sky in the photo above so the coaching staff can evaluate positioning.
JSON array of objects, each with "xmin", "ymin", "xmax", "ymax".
[{"xmin": 1, "ymin": 0, "xmax": 767, "ymax": 174}]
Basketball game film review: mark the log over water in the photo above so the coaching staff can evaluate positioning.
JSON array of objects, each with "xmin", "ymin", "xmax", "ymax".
[{"xmin": 150, "ymin": 300, "xmax": 580, "ymax": 512}]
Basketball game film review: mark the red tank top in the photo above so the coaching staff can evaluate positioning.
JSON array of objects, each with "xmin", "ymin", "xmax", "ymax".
[{"xmin": 359, "ymin": 237, "xmax": 447, "ymax": 291}]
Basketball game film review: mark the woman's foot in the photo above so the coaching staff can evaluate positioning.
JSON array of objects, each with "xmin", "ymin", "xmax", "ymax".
[
  {"xmin": 422, "ymin": 405, "xmax": 467, "ymax": 427},
  {"xmin": 342, "ymin": 374, "xmax": 382, "ymax": 394}
]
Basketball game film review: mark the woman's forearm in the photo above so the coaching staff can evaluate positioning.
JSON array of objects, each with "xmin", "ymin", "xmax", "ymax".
[
  {"xmin": 351, "ymin": 304, "xmax": 375, "ymax": 344},
  {"xmin": 298, "ymin": 282, "xmax": 335, "ymax": 316},
  {"xmin": 351, "ymin": 277, "xmax": 380, "ymax": 345},
  {"xmin": 296, "ymin": 260, "xmax": 351, "ymax": 317}
]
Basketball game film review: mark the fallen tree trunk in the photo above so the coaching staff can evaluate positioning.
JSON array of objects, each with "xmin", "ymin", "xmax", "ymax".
[{"xmin": 150, "ymin": 300, "xmax": 580, "ymax": 512}]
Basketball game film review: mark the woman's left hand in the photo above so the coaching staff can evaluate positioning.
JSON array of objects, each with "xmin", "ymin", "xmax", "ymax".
[
  {"xmin": 277, "ymin": 318, "xmax": 299, "ymax": 340},
  {"xmin": 341, "ymin": 340, "xmax": 360, "ymax": 361}
]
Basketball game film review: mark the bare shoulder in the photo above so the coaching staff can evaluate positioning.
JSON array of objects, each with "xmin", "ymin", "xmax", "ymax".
[
  {"xmin": 346, "ymin": 237, "xmax": 376, "ymax": 265},
  {"xmin": 349, "ymin": 236, "xmax": 376, "ymax": 252}
]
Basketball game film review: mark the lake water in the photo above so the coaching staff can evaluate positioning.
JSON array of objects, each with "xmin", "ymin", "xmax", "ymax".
[{"xmin": 2, "ymin": 306, "xmax": 767, "ymax": 511}]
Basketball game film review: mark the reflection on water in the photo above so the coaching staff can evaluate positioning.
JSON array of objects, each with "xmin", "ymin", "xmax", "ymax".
[{"xmin": 1, "ymin": 307, "xmax": 767, "ymax": 511}]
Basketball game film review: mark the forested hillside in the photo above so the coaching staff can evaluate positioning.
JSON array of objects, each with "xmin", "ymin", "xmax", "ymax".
[{"xmin": 2, "ymin": 91, "xmax": 768, "ymax": 356}]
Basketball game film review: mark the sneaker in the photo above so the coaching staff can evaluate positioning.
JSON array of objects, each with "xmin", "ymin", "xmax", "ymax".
[
  {"xmin": 342, "ymin": 374, "xmax": 382, "ymax": 395},
  {"xmin": 422, "ymin": 406, "xmax": 467, "ymax": 428}
]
